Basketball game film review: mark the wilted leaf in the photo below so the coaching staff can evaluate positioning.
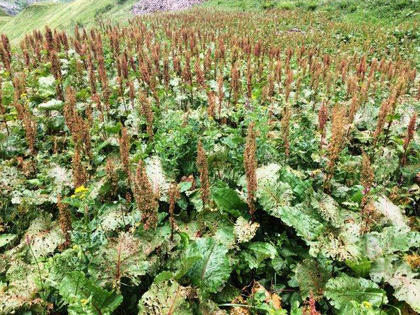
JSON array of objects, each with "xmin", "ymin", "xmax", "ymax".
[
  {"xmin": 0, "ymin": 234, "xmax": 16, "ymax": 248},
  {"xmin": 295, "ymin": 259, "xmax": 330, "ymax": 300},
  {"xmin": 138, "ymin": 280, "xmax": 192, "ymax": 315},
  {"xmin": 233, "ymin": 217, "xmax": 259, "ymax": 244}
]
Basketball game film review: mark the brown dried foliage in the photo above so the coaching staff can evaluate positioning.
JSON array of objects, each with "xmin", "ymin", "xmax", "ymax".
[{"xmin": 133, "ymin": 160, "xmax": 158, "ymax": 230}]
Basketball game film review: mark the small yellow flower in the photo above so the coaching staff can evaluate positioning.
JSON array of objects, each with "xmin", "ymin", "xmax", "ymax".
[
  {"xmin": 362, "ymin": 301, "xmax": 372, "ymax": 309},
  {"xmin": 74, "ymin": 186, "xmax": 89, "ymax": 199},
  {"xmin": 75, "ymin": 186, "xmax": 89, "ymax": 194},
  {"xmin": 80, "ymin": 298, "xmax": 88, "ymax": 305},
  {"xmin": 72, "ymin": 245, "xmax": 78, "ymax": 250}
]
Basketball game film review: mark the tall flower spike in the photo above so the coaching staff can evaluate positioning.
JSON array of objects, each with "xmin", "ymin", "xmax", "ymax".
[
  {"xmin": 134, "ymin": 160, "xmax": 158, "ymax": 230},
  {"xmin": 139, "ymin": 91, "xmax": 154, "ymax": 139},
  {"xmin": 119, "ymin": 127, "xmax": 131, "ymax": 184},
  {"xmin": 244, "ymin": 123, "xmax": 257, "ymax": 220},
  {"xmin": 197, "ymin": 140, "xmax": 210, "ymax": 208},
  {"xmin": 168, "ymin": 183, "xmax": 180, "ymax": 242},
  {"xmin": 58, "ymin": 195, "xmax": 72, "ymax": 250},
  {"xmin": 72, "ymin": 143, "xmax": 87, "ymax": 188},
  {"xmin": 401, "ymin": 113, "xmax": 417, "ymax": 166},
  {"xmin": 326, "ymin": 104, "xmax": 347, "ymax": 185},
  {"xmin": 373, "ymin": 98, "xmax": 391, "ymax": 144},
  {"xmin": 361, "ymin": 152, "xmax": 374, "ymax": 193}
]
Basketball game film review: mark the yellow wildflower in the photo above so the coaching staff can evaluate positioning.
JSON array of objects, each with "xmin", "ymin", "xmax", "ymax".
[{"xmin": 75, "ymin": 186, "xmax": 89, "ymax": 194}]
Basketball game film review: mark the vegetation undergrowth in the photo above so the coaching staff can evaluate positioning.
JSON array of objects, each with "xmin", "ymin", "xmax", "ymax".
[{"xmin": 0, "ymin": 6, "xmax": 419, "ymax": 315}]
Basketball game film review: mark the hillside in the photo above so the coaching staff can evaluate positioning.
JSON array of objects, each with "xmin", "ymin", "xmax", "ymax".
[
  {"xmin": 1, "ymin": 0, "xmax": 420, "ymax": 43},
  {"xmin": 0, "ymin": 0, "xmax": 72, "ymax": 15},
  {"xmin": 0, "ymin": 5, "xmax": 419, "ymax": 314},
  {"xmin": 0, "ymin": 0, "xmax": 419, "ymax": 314},
  {"xmin": 0, "ymin": 0, "xmax": 138, "ymax": 42},
  {"xmin": 0, "ymin": 6, "xmax": 11, "ymax": 27}
]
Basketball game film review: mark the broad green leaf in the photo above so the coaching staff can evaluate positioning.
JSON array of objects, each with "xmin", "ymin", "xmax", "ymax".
[
  {"xmin": 346, "ymin": 258, "xmax": 372, "ymax": 278},
  {"xmin": 295, "ymin": 259, "xmax": 330, "ymax": 299},
  {"xmin": 59, "ymin": 271, "xmax": 123, "ymax": 315},
  {"xmin": 388, "ymin": 266, "xmax": 420, "ymax": 313},
  {"xmin": 362, "ymin": 226, "xmax": 415, "ymax": 260},
  {"xmin": 23, "ymin": 215, "xmax": 65, "ymax": 261},
  {"xmin": 154, "ymin": 271, "xmax": 174, "ymax": 284},
  {"xmin": 138, "ymin": 280, "xmax": 192, "ymax": 315},
  {"xmin": 373, "ymin": 196, "xmax": 408, "ymax": 229},
  {"xmin": 179, "ymin": 181, "xmax": 192, "ymax": 192},
  {"xmin": 175, "ymin": 255, "xmax": 202, "ymax": 280},
  {"xmin": 241, "ymin": 242, "xmax": 277, "ymax": 269},
  {"xmin": 340, "ymin": 301, "xmax": 381, "ymax": 315},
  {"xmin": 212, "ymin": 181, "xmax": 248, "ymax": 217},
  {"xmin": 185, "ymin": 238, "xmax": 231, "ymax": 292},
  {"xmin": 38, "ymin": 99, "xmax": 64, "ymax": 111},
  {"xmin": 264, "ymin": 205, "xmax": 324, "ymax": 241},
  {"xmin": 89, "ymin": 232, "xmax": 150, "ymax": 287},
  {"xmin": 371, "ymin": 259, "xmax": 420, "ymax": 312},
  {"xmin": 325, "ymin": 274, "xmax": 387, "ymax": 311},
  {"xmin": 0, "ymin": 261, "xmax": 46, "ymax": 314},
  {"xmin": 38, "ymin": 75, "xmax": 56, "ymax": 97}
]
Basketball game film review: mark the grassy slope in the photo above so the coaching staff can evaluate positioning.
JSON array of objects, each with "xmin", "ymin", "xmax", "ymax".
[
  {"xmin": 1, "ymin": 0, "xmax": 419, "ymax": 43},
  {"xmin": 0, "ymin": 6, "xmax": 11, "ymax": 27},
  {"xmin": 0, "ymin": 0, "xmax": 138, "ymax": 42},
  {"xmin": 203, "ymin": 0, "xmax": 420, "ymax": 23}
]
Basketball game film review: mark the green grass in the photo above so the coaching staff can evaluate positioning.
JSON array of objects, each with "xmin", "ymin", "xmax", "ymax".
[
  {"xmin": 0, "ymin": 6, "xmax": 11, "ymax": 27},
  {"xmin": 203, "ymin": 0, "xmax": 420, "ymax": 23},
  {"xmin": 0, "ymin": 0, "xmax": 138, "ymax": 42},
  {"xmin": 1, "ymin": 0, "xmax": 419, "ymax": 43}
]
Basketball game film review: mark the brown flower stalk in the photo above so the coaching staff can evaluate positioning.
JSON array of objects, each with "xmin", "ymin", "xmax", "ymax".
[
  {"xmin": 326, "ymin": 104, "xmax": 347, "ymax": 185},
  {"xmin": 58, "ymin": 195, "xmax": 72, "ymax": 250},
  {"xmin": 72, "ymin": 144, "xmax": 87, "ymax": 187},
  {"xmin": 64, "ymin": 87, "xmax": 92, "ymax": 158},
  {"xmin": 217, "ymin": 75, "xmax": 224, "ymax": 118},
  {"xmin": 197, "ymin": 140, "xmax": 210, "ymax": 208},
  {"xmin": 139, "ymin": 91, "xmax": 154, "ymax": 139},
  {"xmin": 133, "ymin": 160, "xmax": 158, "ymax": 230},
  {"xmin": 244, "ymin": 123, "xmax": 257, "ymax": 220},
  {"xmin": 0, "ymin": 76, "xmax": 8, "ymax": 135},
  {"xmin": 401, "ymin": 114, "xmax": 417, "ymax": 166},
  {"xmin": 361, "ymin": 152, "xmax": 374, "ymax": 193},
  {"xmin": 168, "ymin": 183, "xmax": 180, "ymax": 242},
  {"xmin": 106, "ymin": 158, "xmax": 118, "ymax": 197},
  {"xmin": 230, "ymin": 62, "xmax": 241, "ymax": 105},
  {"xmin": 119, "ymin": 127, "xmax": 131, "ymax": 183},
  {"xmin": 373, "ymin": 98, "xmax": 391, "ymax": 145}
]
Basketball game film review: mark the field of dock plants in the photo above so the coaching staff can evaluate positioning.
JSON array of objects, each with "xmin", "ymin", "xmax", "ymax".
[{"xmin": 0, "ymin": 8, "xmax": 419, "ymax": 315}]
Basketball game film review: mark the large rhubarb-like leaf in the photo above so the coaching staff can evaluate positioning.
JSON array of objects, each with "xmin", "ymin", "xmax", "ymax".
[{"xmin": 185, "ymin": 238, "xmax": 231, "ymax": 292}]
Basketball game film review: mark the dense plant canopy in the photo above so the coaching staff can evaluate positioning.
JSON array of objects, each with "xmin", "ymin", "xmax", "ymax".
[{"xmin": 0, "ymin": 7, "xmax": 419, "ymax": 315}]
